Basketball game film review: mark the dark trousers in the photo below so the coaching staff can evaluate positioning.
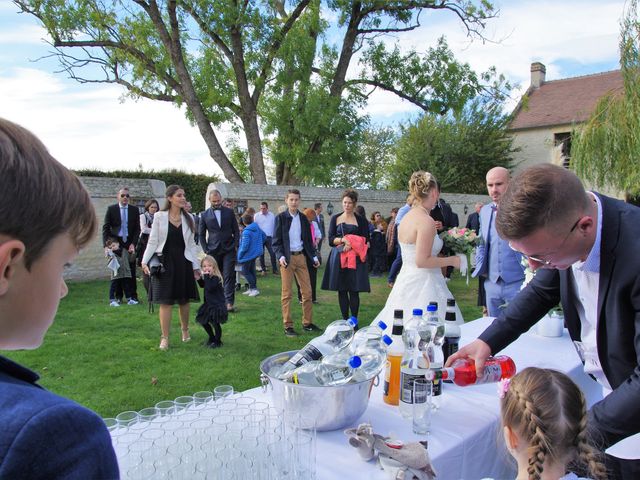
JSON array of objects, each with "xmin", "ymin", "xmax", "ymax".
[
  {"xmin": 109, "ymin": 278, "xmax": 134, "ymax": 301},
  {"xmin": 212, "ymin": 250, "xmax": 236, "ymax": 306},
  {"xmin": 118, "ymin": 237, "xmax": 138, "ymax": 300},
  {"xmin": 242, "ymin": 259, "xmax": 257, "ymax": 289},
  {"xmin": 387, "ymin": 243, "xmax": 403, "ymax": 283},
  {"xmin": 259, "ymin": 236, "xmax": 277, "ymax": 273}
]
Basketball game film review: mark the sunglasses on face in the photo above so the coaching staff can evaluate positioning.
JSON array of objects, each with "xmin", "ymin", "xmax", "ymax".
[{"xmin": 120, "ymin": 194, "xmax": 130, "ymax": 198}]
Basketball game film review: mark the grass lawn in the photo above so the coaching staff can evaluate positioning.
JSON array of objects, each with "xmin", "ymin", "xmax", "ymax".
[{"xmin": 3, "ymin": 266, "xmax": 482, "ymax": 418}]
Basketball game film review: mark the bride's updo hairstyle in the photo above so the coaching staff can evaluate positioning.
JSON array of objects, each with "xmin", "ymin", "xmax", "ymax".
[{"xmin": 408, "ymin": 171, "xmax": 437, "ymax": 203}]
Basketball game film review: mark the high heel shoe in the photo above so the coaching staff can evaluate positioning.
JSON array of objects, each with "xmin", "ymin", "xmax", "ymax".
[
  {"xmin": 159, "ymin": 336, "xmax": 169, "ymax": 351},
  {"xmin": 181, "ymin": 328, "xmax": 191, "ymax": 342}
]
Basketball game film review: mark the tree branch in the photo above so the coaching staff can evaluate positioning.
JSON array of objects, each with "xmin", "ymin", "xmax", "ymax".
[
  {"xmin": 181, "ymin": 3, "xmax": 235, "ymax": 63},
  {"xmin": 346, "ymin": 78, "xmax": 445, "ymax": 113}
]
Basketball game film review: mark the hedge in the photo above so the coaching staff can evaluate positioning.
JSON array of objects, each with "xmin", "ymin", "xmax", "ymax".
[{"xmin": 74, "ymin": 168, "xmax": 221, "ymax": 212}]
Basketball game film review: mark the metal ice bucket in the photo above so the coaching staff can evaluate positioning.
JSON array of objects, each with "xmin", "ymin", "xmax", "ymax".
[{"xmin": 259, "ymin": 350, "xmax": 375, "ymax": 432}]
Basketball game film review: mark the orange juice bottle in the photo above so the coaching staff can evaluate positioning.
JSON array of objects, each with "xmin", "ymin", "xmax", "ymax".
[{"xmin": 383, "ymin": 309, "xmax": 405, "ymax": 405}]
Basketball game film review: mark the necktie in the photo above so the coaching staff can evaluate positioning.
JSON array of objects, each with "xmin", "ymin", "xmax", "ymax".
[{"xmin": 121, "ymin": 207, "xmax": 128, "ymax": 243}]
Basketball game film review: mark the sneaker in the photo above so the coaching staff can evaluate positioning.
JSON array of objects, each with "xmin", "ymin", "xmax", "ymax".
[
  {"xmin": 303, "ymin": 324, "xmax": 322, "ymax": 333},
  {"xmin": 284, "ymin": 327, "xmax": 299, "ymax": 337},
  {"xmin": 248, "ymin": 289, "xmax": 260, "ymax": 297},
  {"xmin": 109, "ymin": 300, "xmax": 120, "ymax": 307},
  {"xmin": 242, "ymin": 289, "xmax": 252, "ymax": 295},
  {"xmin": 127, "ymin": 298, "xmax": 139, "ymax": 305}
]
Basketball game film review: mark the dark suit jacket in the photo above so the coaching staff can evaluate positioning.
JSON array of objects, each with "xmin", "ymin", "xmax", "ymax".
[
  {"xmin": 0, "ymin": 356, "xmax": 119, "ymax": 479},
  {"xmin": 198, "ymin": 206, "xmax": 239, "ymax": 255},
  {"xmin": 272, "ymin": 210, "xmax": 317, "ymax": 263},
  {"xmin": 478, "ymin": 193, "xmax": 640, "ymax": 448},
  {"xmin": 102, "ymin": 203, "xmax": 141, "ymax": 249},
  {"xmin": 430, "ymin": 199, "xmax": 455, "ymax": 233},
  {"xmin": 465, "ymin": 211, "xmax": 480, "ymax": 234}
]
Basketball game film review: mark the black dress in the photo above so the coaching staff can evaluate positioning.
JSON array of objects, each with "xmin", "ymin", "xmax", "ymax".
[
  {"xmin": 149, "ymin": 222, "xmax": 199, "ymax": 305},
  {"xmin": 321, "ymin": 223, "xmax": 371, "ymax": 292},
  {"xmin": 196, "ymin": 276, "xmax": 228, "ymax": 326}
]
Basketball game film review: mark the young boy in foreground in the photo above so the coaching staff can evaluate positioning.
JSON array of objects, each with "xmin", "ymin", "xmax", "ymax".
[{"xmin": 0, "ymin": 118, "xmax": 119, "ymax": 478}]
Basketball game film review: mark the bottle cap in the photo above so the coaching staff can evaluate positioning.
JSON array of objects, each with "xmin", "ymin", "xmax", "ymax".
[
  {"xmin": 393, "ymin": 309, "xmax": 403, "ymax": 319},
  {"xmin": 412, "ymin": 308, "xmax": 423, "ymax": 316},
  {"xmin": 349, "ymin": 316, "xmax": 358, "ymax": 326},
  {"xmin": 349, "ymin": 355, "xmax": 362, "ymax": 368},
  {"xmin": 426, "ymin": 304, "xmax": 437, "ymax": 312},
  {"xmin": 447, "ymin": 298, "xmax": 455, "ymax": 307},
  {"xmin": 382, "ymin": 334, "xmax": 393, "ymax": 346},
  {"xmin": 377, "ymin": 320, "xmax": 387, "ymax": 330}
]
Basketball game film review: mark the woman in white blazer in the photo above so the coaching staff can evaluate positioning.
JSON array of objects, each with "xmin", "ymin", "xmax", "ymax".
[{"xmin": 142, "ymin": 185, "xmax": 201, "ymax": 351}]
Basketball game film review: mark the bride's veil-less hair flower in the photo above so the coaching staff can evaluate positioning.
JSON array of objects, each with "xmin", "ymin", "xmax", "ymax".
[{"xmin": 408, "ymin": 171, "xmax": 437, "ymax": 201}]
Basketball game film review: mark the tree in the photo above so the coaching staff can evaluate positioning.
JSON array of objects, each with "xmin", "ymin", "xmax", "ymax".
[
  {"xmin": 328, "ymin": 124, "xmax": 396, "ymax": 189},
  {"xmin": 390, "ymin": 97, "xmax": 518, "ymax": 193},
  {"xmin": 16, "ymin": 0, "xmax": 510, "ymax": 184},
  {"xmin": 571, "ymin": 0, "xmax": 640, "ymax": 197}
]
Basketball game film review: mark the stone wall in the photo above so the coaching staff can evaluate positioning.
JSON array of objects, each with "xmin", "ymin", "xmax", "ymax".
[{"xmin": 65, "ymin": 177, "xmax": 166, "ymax": 282}]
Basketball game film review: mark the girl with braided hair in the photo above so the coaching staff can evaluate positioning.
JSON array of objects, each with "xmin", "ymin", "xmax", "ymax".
[{"xmin": 499, "ymin": 367, "xmax": 607, "ymax": 480}]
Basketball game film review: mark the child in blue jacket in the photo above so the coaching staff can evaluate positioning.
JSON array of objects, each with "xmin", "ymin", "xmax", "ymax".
[{"xmin": 237, "ymin": 213, "xmax": 265, "ymax": 297}]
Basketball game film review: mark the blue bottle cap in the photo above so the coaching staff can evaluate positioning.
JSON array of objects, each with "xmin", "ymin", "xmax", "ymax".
[
  {"xmin": 427, "ymin": 304, "xmax": 437, "ymax": 312},
  {"xmin": 377, "ymin": 320, "xmax": 388, "ymax": 330},
  {"xmin": 349, "ymin": 355, "xmax": 362, "ymax": 369},
  {"xmin": 349, "ymin": 316, "xmax": 358, "ymax": 327},
  {"xmin": 412, "ymin": 308, "xmax": 423, "ymax": 316},
  {"xmin": 382, "ymin": 335, "xmax": 393, "ymax": 346}
]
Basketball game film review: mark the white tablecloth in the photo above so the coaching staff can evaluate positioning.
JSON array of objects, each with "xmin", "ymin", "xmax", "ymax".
[{"xmin": 278, "ymin": 317, "xmax": 603, "ymax": 480}]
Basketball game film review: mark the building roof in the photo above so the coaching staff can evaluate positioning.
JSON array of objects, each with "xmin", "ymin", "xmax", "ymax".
[{"xmin": 509, "ymin": 70, "xmax": 623, "ymax": 131}]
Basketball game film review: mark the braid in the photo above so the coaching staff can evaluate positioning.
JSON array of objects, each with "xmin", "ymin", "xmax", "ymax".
[
  {"xmin": 574, "ymin": 392, "xmax": 607, "ymax": 480},
  {"xmin": 510, "ymin": 382, "xmax": 548, "ymax": 480}
]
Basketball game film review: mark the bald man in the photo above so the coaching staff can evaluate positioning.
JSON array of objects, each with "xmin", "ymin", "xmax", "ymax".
[{"xmin": 472, "ymin": 167, "xmax": 525, "ymax": 317}]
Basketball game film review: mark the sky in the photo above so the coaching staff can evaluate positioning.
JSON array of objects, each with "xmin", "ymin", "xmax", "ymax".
[{"xmin": 0, "ymin": 1, "xmax": 628, "ymax": 180}]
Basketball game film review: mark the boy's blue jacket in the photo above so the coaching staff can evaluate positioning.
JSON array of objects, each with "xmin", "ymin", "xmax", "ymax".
[{"xmin": 237, "ymin": 222, "xmax": 266, "ymax": 263}]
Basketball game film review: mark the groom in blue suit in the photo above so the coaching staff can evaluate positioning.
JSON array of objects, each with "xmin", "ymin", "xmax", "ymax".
[{"xmin": 473, "ymin": 167, "xmax": 524, "ymax": 317}]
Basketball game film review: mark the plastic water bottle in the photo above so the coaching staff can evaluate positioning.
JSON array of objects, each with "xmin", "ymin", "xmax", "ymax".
[
  {"xmin": 286, "ymin": 351, "xmax": 363, "ymax": 386},
  {"xmin": 425, "ymin": 304, "xmax": 445, "ymax": 408},
  {"xmin": 350, "ymin": 320, "xmax": 388, "ymax": 351},
  {"xmin": 399, "ymin": 309, "xmax": 430, "ymax": 418},
  {"xmin": 383, "ymin": 310, "xmax": 404, "ymax": 405},
  {"xmin": 276, "ymin": 318, "xmax": 358, "ymax": 378},
  {"xmin": 351, "ymin": 334, "xmax": 393, "ymax": 382},
  {"xmin": 443, "ymin": 298, "xmax": 461, "ymax": 367}
]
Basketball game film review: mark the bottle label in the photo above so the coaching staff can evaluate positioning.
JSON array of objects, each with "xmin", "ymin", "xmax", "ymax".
[
  {"xmin": 399, "ymin": 371, "xmax": 424, "ymax": 404},
  {"xmin": 327, "ymin": 369, "xmax": 346, "ymax": 383},
  {"xmin": 443, "ymin": 337, "xmax": 460, "ymax": 360},
  {"xmin": 478, "ymin": 364, "xmax": 502, "ymax": 384},
  {"xmin": 288, "ymin": 345, "xmax": 323, "ymax": 367},
  {"xmin": 383, "ymin": 359, "xmax": 391, "ymax": 397},
  {"xmin": 431, "ymin": 378, "xmax": 442, "ymax": 397}
]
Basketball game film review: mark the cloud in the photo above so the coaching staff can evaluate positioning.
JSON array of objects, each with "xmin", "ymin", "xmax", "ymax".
[{"xmin": 0, "ymin": 67, "xmax": 230, "ymax": 177}]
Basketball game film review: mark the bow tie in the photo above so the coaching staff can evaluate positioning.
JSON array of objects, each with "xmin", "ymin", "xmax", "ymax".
[{"xmin": 212, "ymin": 206, "xmax": 221, "ymax": 211}]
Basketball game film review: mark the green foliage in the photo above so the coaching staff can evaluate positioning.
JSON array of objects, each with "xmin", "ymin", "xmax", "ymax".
[
  {"xmin": 390, "ymin": 98, "xmax": 517, "ymax": 193},
  {"xmin": 572, "ymin": 0, "xmax": 640, "ymax": 196},
  {"xmin": 74, "ymin": 168, "xmax": 220, "ymax": 212},
  {"xmin": 17, "ymin": 0, "xmax": 508, "ymax": 185},
  {"xmin": 327, "ymin": 124, "xmax": 397, "ymax": 189}
]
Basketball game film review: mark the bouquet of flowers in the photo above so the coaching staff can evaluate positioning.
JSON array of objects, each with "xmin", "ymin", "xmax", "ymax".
[
  {"xmin": 439, "ymin": 227, "xmax": 480, "ymax": 284},
  {"xmin": 439, "ymin": 227, "xmax": 480, "ymax": 255}
]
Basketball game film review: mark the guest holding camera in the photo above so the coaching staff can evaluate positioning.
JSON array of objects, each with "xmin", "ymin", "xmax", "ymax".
[{"xmin": 142, "ymin": 185, "xmax": 201, "ymax": 351}]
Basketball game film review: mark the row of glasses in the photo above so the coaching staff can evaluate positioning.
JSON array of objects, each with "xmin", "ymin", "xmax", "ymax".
[{"xmin": 104, "ymin": 385, "xmax": 316, "ymax": 479}]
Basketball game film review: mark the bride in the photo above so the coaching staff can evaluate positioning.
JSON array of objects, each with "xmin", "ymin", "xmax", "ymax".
[{"xmin": 373, "ymin": 171, "xmax": 464, "ymax": 328}]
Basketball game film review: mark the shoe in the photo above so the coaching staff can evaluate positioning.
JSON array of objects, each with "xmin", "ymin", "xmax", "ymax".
[
  {"xmin": 109, "ymin": 300, "xmax": 120, "ymax": 307},
  {"xmin": 248, "ymin": 289, "xmax": 260, "ymax": 297},
  {"xmin": 261, "ymin": 271, "xmax": 267, "ymax": 277},
  {"xmin": 235, "ymin": 283, "xmax": 242, "ymax": 291},
  {"xmin": 207, "ymin": 341, "xmax": 219, "ymax": 349},
  {"xmin": 387, "ymin": 282, "xmax": 394, "ymax": 288},
  {"xmin": 159, "ymin": 336, "xmax": 169, "ymax": 351},
  {"xmin": 181, "ymin": 329, "xmax": 191, "ymax": 342},
  {"xmin": 272, "ymin": 271, "xmax": 279, "ymax": 275},
  {"xmin": 242, "ymin": 289, "xmax": 252, "ymax": 295},
  {"xmin": 298, "ymin": 300, "xmax": 303, "ymax": 304},
  {"xmin": 303, "ymin": 324, "xmax": 322, "ymax": 333},
  {"xmin": 127, "ymin": 298, "xmax": 139, "ymax": 305},
  {"xmin": 312, "ymin": 300, "xmax": 319, "ymax": 304},
  {"xmin": 284, "ymin": 327, "xmax": 298, "ymax": 337},
  {"xmin": 227, "ymin": 304, "xmax": 235, "ymax": 312}
]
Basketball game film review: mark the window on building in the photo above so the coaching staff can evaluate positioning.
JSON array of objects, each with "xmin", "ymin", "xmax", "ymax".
[{"xmin": 554, "ymin": 132, "xmax": 572, "ymax": 169}]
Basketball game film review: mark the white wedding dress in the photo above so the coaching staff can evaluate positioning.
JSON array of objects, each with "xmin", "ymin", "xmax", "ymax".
[{"xmin": 372, "ymin": 234, "xmax": 464, "ymax": 330}]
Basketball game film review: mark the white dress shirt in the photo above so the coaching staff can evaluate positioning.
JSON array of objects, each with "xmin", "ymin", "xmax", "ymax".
[
  {"xmin": 254, "ymin": 211, "xmax": 275, "ymax": 237},
  {"xmin": 289, "ymin": 211, "xmax": 303, "ymax": 252}
]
